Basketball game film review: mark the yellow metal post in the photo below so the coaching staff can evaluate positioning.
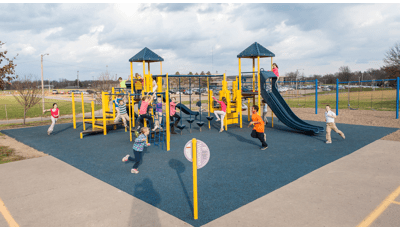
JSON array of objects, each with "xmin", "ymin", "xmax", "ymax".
[
  {"xmin": 129, "ymin": 95, "xmax": 132, "ymax": 142},
  {"xmin": 112, "ymin": 87, "xmax": 116, "ymax": 120},
  {"xmin": 192, "ymin": 138, "xmax": 198, "ymax": 220},
  {"xmin": 158, "ymin": 62, "xmax": 162, "ymax": 92},
  {"xmin": 72, "ymin": 93, "xmax": 76, "ymax": 129},
  {"xmin": 102, "ymin": 91, "xmax": 107, "ymax": 135},
  {"xmin": 148, "ymin": 62, "xmax": 151, "ymax": 92},
  {"xmin": 239, "ymin": 58, "xmax": 242, "ymax": 128},
  {"xmin": 207, "ymin": 77, "xmax": 210, "ymax": 129},
  {"xmin": 257, "ymin": 56, "xmax": 261, "ymax": 116},
  {"xmin": 143, "ymin": 60, "xmax": 146, "ymax": 95},
  {"xmin": 81, "ymin": 92, "xmax": 86, "ymax": 130},
  {"xmin": 272, "ymin": 111, "xmax": 274, "ymax": 128},
  {"xmin": 130, "ymin": 62, "xmax": 134, "ymax": 94},
  {"xmin": 91, "ymin": 101, "xmax": 95, "ymax": 130},
  {"xmin": 247, "ymin": 98, "xmax": 250, "ymax": 121},
  {"xmin": 166, "ymin": 74, "xmax": 170, "ymax": 151}
]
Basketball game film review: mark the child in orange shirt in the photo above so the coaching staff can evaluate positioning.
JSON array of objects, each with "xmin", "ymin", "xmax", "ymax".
[{"xmin": 248, "ymin": 105, "xmax": 268, "ymax": 150}]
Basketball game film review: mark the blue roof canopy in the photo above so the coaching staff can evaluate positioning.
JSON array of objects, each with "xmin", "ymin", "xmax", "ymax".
[
  {"xmin": 129, "ymin": 47, "xmax": 164, "ymax": 63},
  {"xmin": 237, "ymin": 42, "xmax": 275, "ymax": 58}
]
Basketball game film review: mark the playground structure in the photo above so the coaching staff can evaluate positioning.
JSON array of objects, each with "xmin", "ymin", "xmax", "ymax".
[{"xmin": 68, "ymin": 43, "xmax": 398, "ymax": 149}]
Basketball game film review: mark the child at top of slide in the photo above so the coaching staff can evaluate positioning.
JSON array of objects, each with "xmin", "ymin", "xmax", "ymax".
[{"xmin": 272, "ymin": 63, "xmax": 279, "ymax": 78}]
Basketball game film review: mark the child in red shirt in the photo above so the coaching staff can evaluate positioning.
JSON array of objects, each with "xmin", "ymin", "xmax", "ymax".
[
  {"xmin": 248, "ymin": 105, "xmax": 268, "ymax": 150},
  {"xmin": 43, "ymin": 103, "xmax": 60, "ymax": 135},
  {"xmin": 136, "ymin": 96, "xmax": 154, "ymax": 131},
  {"xmin": 272, "ymin": 63, "xmax": 279, "ymax": 78}
]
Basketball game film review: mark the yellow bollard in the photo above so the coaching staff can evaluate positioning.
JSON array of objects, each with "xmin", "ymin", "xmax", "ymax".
[
  {"xmin": 129, "ymin": 96, "xmax": 132, "ymax": 142},
  {"xmin": 192, "ymin": 138, "xmax": 198, "ymax": 220},
  {"xmin": 72, "ymin": 93, "xmax": 76, "ymax": 129}
]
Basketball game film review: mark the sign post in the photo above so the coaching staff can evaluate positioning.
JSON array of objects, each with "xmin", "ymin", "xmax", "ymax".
[{"xmin": 184, "ymin": 138, "xmax": 210, "ymax": 220}]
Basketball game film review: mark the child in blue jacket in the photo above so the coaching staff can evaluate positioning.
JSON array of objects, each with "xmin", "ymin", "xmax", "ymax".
[{"xmin": 122, "ymin": 127, "xmax": 150, "ymax": 174}]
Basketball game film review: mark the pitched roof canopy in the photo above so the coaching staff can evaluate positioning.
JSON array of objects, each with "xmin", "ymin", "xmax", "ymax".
[
  {"xmin": 237, "ymin": 42, "xmax": 275, "ymax": 58},
  {"xmin": 129, "ymin": 47, "xmax": 164, "ymax": 63}
]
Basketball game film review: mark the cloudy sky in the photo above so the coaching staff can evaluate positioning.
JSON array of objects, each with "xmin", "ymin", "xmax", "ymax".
[{"xmin": 1, "ymin": 3, "xmax": 400, "ymax": 81}]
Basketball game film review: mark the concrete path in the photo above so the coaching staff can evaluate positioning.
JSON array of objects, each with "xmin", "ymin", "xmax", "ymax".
[
  {"xmin": 0, "ymin": 111, "xmax": 100, "ymax": 125},
  {"xmin": 1, "ymin": 139, "xmax": 399, "ymax": 226}
]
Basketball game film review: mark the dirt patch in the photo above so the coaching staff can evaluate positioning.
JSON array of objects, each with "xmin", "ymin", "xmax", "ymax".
[{"xmin": 0, "ymin": 132, "xmax": 48, "ymax": 159}]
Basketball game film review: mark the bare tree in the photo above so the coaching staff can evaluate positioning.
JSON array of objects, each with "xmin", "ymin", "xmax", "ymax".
[
  {"xmin": 13, "ymin": 75, "xmax": 42, "ymax": 124},
  {"xmin": 384, "ymin": 42, "xmax": 400, "ymax": 68},
  {"xmin": 92, "ymin": 71, "xmax": 118, "ymax": 103},
  {"xmin": 0, "ymin": 40, "xmax": 18, "ymax": 90},
  {"xmin": 338, "ymin": 66, "xmax": 352, "ymax": 82}
]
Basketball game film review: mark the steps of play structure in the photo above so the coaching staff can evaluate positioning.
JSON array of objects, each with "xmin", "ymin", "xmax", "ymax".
[
  {"xmin": 88, "ymin": 121, "xmax": 124, "ymax": 126},
  {"xmin": 105, "ymin": 111, "xmax": 113, "ymax": 114},
  {"xmin": 81, "ymin": 128, "xmax": 104, "ymax": 134}
]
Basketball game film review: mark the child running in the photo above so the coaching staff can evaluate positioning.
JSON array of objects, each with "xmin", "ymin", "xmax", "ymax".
[
  {"xmin": 169, "ymin": 97, "xmax": 181, "ymax": 135},
  {"xmin": 248, "ymin": 105, "xmax": 268, "ymax": 150},
  {"xmin": 212, "ymin": 96, "xmax": 227, "ymax": 132},
  {"xmin": 153, "ymin": 97, "xmax": 163, "ymax": 131},
  {"xmin": 122, "ymin": 127, "xmax": 151, "ymax": 174},
  {"xmin": 114, "ymin": 100, "xmax": 130, "ymax": 128},
  {"xmin": 43, "ymin": 103, "xmax": 60, "ymax": 135},
  {"xmin": 325, "ymin": 105, "xmax": 345, "ymax": 144},
  {"xmin": 136, "ymin": 95, "xmax": 154, "ymax": 131}
]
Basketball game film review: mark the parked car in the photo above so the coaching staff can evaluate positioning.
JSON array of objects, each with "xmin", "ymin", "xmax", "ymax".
[
  {"xmin": 184, "ymin": 89, "xmax": 193, "ymax": 95},
  {"xmin": 52, "ymin": 90, "xmax": 58, "ymax": 94},
  {"xmin": 86, "ymin": 90, "xmax": 95, "ymax": 94},
  {"xmin": 59, "ymin": 91, "xmax": 65, "ymax": 94},
  {"xmin": 322, "ymin": 87, "xmax": 331, "ymax": 91}
]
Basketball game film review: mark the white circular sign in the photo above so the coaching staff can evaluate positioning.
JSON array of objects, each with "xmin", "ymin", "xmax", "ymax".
[{"xmin": 184, "ymin": 139, "xmax": 210, "ymax": 169}]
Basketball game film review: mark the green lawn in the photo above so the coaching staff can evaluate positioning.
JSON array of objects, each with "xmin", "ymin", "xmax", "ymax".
[
  {"xmin": 284, "ymin": 90, "xmax": 398, "ymax": 111},
  {"xmin": 0, "ymin": 96, "xmax": 102, "ymax": 120}
]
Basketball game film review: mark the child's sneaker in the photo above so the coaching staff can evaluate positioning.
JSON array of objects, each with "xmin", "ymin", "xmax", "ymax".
[
  {"xmin": 216, "ymin": 118, "xmax": 220, "ymax": 122},
  {"xmin": 122, "ymin": 154, "xmax": 129, "ymax": 162},
  {"xmin": 326, "ymin": 141, "xmax": 332, "ymax": 144},
  {"xmin": 47, "ymin": 131, "xmax": 50, "ymax": 136},
  {"xmin": 261, "ymin": 146, "xmax": 268, "ymax": 150},
  {"xmin": 131, "ymin": 168, "xmax": 139, "ymax": 174},
  {"xmin": 219, "ymin": 128, "xmax": 224, "ymax": 133},
  {"xmin": 341, "ymin": 134, "xmax": 345, "ymax": 139}
]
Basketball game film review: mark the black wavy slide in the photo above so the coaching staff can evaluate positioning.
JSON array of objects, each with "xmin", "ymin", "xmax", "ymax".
[{"xmin": 260, "ymin": 71, "xmax": 324, "ymax": 135}]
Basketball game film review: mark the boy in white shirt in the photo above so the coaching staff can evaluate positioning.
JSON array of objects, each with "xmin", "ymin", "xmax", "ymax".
[
  {"xmin": 325, "ymin": 105, "xmax": 345, "ymax": 144},
  {"xmin": 263, "ymin": 103, "xmax": 268, "ymax": 124}
]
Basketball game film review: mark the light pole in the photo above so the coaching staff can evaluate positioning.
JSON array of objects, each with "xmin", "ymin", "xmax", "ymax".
[{"xmin": 41, "ymin": 53, "xmax": 49, "ymax": 113}]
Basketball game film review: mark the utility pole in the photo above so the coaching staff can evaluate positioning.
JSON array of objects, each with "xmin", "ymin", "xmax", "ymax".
[
  {"xmin": 41, "ymin": 53, "xmax": 49, "ymax": 115},
  {"xmin": 77, "ymin": 71, "xmax": 79, "ymax": 89}
]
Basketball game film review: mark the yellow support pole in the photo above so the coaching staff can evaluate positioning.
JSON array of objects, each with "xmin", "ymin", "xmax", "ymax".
[
  {"xmin": 112, "ymin": 87, "xmax": 116, "ymax": 120},
  {"xmin": 130, "ymin": 62, "xmax": 134, "ymax": 93},
  {"xmin": 272, "ymin": 111, "xmax": 274, "ymax": 128},
  {"xmin": 248, "ymin": 98, "xmax": 250, "ymax": 121},
  {"xmin": 129, "ymin": 95, "xmax": 132, "ymax": 141},
  {"xmin": 132, "ymin": 97, "xmax": 135, "ymax": 128},
  {"xmin": 158, "ymin": 62, "xmax": 162, "ymax": 93},
  {"xmin": 166, "ymin": 73, "xmax": 170, "ymax": 151},
  {"xmin": 239, "ymin": 58, "xmax": 242, "ymax": 128},
  {"xmin": 252, "ymin": 58, "xmax": 255, "ymax": 109},
  {"xmin": 192, "ymin": 138, "xmax": 198, "ymax": 220},
  {"xmin": 148, "ymin": 62, "xmax": 151, "ymax": 92},
  {"xmin": 257, "ymin": 56, "xmax": 261, "ymax": 116},
  {"xmin": 91, "ymin": 101, "xmax": 95, "ymax": 130},
  {"xmin": 207, "ymin": 77, "xmax": 210, "ymax": 130},
  {"xmin": 72, "ymin": 92, "xmax": 76, "ymax": 129},
  {"xmin": 81, "ymin": 92, "xmax": 86, "ymax": 130},
  {"xmin": 143, "ymin": 60, "xmax": 146, "ymax": 95},
  {"xmin": 102, "ymin": 91, "xmax": 107, "ymax": 135}
]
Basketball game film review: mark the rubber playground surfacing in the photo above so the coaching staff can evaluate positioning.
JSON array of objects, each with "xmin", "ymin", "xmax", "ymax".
[{"xmin": 2, "ymin": 116, "xmax": 397, "ymax": 227}]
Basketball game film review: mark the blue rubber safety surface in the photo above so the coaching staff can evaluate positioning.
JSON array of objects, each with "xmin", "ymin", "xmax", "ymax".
[{"xmin": 2, "ymin": 116, "xmax": 397, "ymax": 227}]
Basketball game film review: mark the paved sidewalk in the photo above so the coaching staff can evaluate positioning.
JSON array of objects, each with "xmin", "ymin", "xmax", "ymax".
[{"xmin": 0, "ymin": 111, "xmax": 100, "ymax": 125}]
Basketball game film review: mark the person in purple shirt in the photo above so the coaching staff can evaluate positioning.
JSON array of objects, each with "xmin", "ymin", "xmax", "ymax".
[{"xmin": 212, "ymin": 96, "xmax": 227, "ymax": 133}]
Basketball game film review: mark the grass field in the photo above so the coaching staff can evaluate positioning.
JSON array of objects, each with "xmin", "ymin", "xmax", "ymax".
[
  {"xmin": 0, "ymin": 96, "xmax": 102, "ymax": 120},
  {"xmin": 283, "ymin": 89, "xmax": 398, "ymax": 111}
]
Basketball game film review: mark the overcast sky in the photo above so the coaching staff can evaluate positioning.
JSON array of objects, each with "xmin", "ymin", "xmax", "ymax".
[{"xmin": 1, "ymin": 3, "xmax": 400, "ymax": 81}]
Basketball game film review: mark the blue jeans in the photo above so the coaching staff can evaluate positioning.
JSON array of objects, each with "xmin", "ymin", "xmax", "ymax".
[{"xmin": 129, "ymin": 150, "xmax": 143, "ymax": 169}]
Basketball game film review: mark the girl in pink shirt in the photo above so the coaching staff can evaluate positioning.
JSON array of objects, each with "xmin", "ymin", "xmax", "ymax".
[
  {"xmin": 272, "ymin": 63, "xmax": 279, "ymax": 77},
  {"xmin": 169, "ymin": 97, "xmax": 181, "ymax": 134},
  {"xmin": 212, "ymin": 96, "xmax": 227, "ymax": 132},
  {"xmin": 137, "ymin": 96, "xmax": 154, "ymax": 131},
  {"xmin": 43, "ymin": 103, "xmax": 60, "ymax": 135}
]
